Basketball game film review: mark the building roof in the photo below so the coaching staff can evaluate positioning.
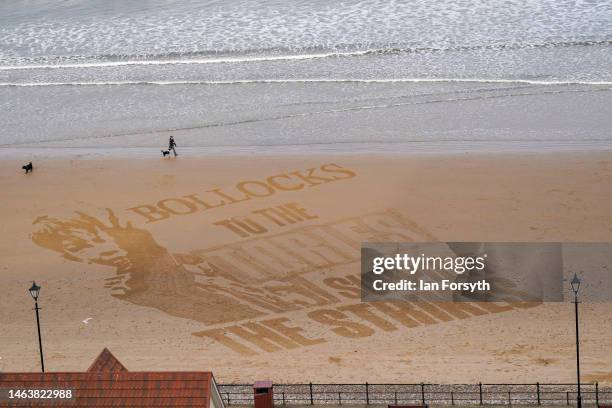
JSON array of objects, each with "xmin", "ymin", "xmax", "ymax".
[
  {"xmin": 0, "ymin": 349, "xmax": 216, "ymax": 408},
  {"xmin": 86, "ymin": 347, "xmax": 128, "ymax": 372}
]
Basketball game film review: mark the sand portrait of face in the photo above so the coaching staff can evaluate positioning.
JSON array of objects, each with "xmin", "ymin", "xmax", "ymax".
[
  {"xmin": 31, "ymin": 210, "xmax": 136, "ymax": 270},
  {"xmin": 64, "ymin": 229, "xmax": 130, "ymax": 269}
]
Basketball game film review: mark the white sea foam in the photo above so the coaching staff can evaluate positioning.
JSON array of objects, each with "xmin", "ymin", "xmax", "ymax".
[
  {"xmin": 0, "ymin": 50, "xmax": 373, "ymax": 71},
  {"xmin": 1, "ymin": 40, "xmax": 609, "ymax": 71},
  {"xmin": 1, "ymin": 0, "xmax": 610, "ymax": 62}
]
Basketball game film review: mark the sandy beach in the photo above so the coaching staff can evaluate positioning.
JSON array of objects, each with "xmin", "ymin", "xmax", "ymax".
[{"xmin": 1, "ymin": 151, "xmax": 611, "ymax": 384}]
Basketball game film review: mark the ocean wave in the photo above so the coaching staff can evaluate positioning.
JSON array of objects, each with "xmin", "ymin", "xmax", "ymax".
[
  {"xmin": 0, "ymin": 51, "xmax": 367, "ymax": 71},
  {"xmin": 360, "ymin": 39, "xmax": 612, "ymax": 55},
  {"xmin": 0, "ymin": 39, "xmax": 609, "ymax": 71},
  {"xmin": 1, "ymin": 78, "xmax": 611, "ymax": 87}
]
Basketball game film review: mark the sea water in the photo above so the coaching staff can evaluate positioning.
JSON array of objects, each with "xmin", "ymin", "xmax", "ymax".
[{"xmin": 0, "ymin": 0, "xmax": 610, "ymax": 152}]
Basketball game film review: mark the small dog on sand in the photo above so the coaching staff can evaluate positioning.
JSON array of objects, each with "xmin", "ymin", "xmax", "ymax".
[
  {"xmin": 22, "ymin": 162, "xmax": 33, "ymax": 173},
  {"xmin": 161, "ymin": 150, "xmax": 170, "ymax": 157}
]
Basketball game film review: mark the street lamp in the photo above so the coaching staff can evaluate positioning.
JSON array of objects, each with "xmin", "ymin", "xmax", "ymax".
[
  {"xmin": 570, "ymin": 273, "xmax": 581, "ymax": 408},
  {"xmin": 28, "ymin": 282, "xmax": 45, "ymax": 372}
]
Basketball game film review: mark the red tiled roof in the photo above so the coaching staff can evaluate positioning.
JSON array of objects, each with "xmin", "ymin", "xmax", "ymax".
[
  {"xmin": 86, "ymin": 348, "xmax": 128, "ymax": 373},
  {"xmin": 0, "ymin": 349, "xmax": 218, "ymax": 408},
  {"xmin": 0, "ymin": 371, "xmax": 214, "ymax": 407}
]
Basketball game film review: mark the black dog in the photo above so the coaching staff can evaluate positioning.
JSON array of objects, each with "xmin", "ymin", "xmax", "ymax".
[
  {"xmin": 161, "ymin": 150, "xmax": 170, "ymax": 157},
  {"xmin": 22, "ymin": 162, "xmax": 33, "ymax": 173}
]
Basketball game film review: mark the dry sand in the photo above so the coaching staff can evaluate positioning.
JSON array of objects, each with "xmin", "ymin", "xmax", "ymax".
[{"xmin": 0, "ymin": 151, "xmax": 611, "ymax": 384}]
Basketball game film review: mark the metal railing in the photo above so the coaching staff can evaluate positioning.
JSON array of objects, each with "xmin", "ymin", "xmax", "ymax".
[{"xmin": 218, "ymin": 383, "xmax": 611, "ymax": 406}]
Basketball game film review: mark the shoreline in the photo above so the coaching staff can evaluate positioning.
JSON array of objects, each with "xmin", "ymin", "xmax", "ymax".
[{"xmin": 2, "ymin": 141, "xmax": 612, "ymax": 159}]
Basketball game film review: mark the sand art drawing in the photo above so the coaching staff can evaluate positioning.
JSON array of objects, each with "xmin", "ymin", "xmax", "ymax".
[
  {"xmin": 31, "ymin": 207, "xmax": 432, "ymax": 321},
  {"xmin": 32, "ymin": 208, "xmax": 261, "ymax": 324},
  {"xmin": 31, "ymin": 206, "xmax": 541, "ymax": 355}
]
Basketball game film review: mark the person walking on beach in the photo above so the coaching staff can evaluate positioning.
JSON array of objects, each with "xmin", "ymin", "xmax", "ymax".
[{"xmin": 169, "ymin": 136, "xmax": 178, "ymax": 157}]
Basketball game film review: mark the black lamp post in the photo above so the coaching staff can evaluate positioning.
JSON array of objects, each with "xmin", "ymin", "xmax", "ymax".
[
  {"xmin": 570, "ymin": 273, "xmax": 581, "ymax": 408},
  {"xmin": 28, "ymin": 281, "xmax": 45, "ymax": 373}
]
